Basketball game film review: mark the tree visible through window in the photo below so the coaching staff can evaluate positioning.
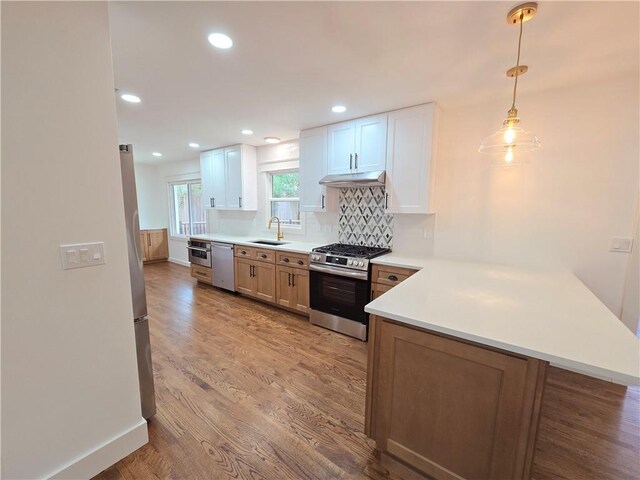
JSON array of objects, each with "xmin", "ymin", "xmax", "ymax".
[
  {"xmin": 170, "ymin": 180, "xmax": 206, "ymax": 236},
  {"xmin": 269, "ymin": 171, "xmax": 300, "ymax": 227}
]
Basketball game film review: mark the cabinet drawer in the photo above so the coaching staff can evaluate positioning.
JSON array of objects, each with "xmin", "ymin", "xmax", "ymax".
[
  {"xmin": 255, "ymin": 249, "xmax": 275, "ymax": 263},
  {"xmin": 372, "ymin": 265, "xmax": 418, "ymax": 287},
  {"xmin": 234, "ymin": 245, "xmax": 256, "ymax": 258},
  {"xmin": 191, "ymin": 264, "xmax": 212, "ymax": 284},
  {"xmin": 277, "ymin": 251, "xmax": 308, "ymax": 269}
]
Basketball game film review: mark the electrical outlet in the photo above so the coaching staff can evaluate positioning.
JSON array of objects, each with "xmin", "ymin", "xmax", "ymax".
[
  {"xmin": 60, "ymin": 242, "xmax": 106, "ymax": 269},
  {"xmin": 610, "ymin": 237, "xmax": 633, "ymax": 253}
]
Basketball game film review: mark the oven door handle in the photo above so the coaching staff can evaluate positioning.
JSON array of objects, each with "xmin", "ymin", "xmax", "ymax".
[
  {"xmin": 309, "ymin": 263, "xmax": 368, "ymax": 280},
  {"xmin": 187, "ymin": 246, "xmax": 210, "ymax": 253}
]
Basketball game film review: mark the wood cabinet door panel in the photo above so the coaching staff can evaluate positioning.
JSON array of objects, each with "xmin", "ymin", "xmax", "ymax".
[
  {"xmin": 234, "ymin": 257, "xmax": 255, "ymax": 296},
  {"xmin": 376, "ymin": 320, "xmax": 540, "ymax": 480},
  {"xmin": 147, "ymin": 229, "xmax": 168, "ymax": 260},
  {"xmin": 254, "ymin": 262, "xmax": 275, "ymax": 303},
  {"xmin": 371, "ymin": 282, "xmax": 393, "ymax": 300},
  {"xmin": 140, "ymin": 232, "xmax": 149, "ymax": 261},
  {"xmin": 276, "ymin": 266, "xmax": 294, "ymax": 309},
  {"xmin": 292, "ymin": 268, "xmax": 309, "ymax": 314}
]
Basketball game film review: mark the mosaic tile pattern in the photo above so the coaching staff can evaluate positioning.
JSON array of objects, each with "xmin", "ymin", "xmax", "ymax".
[{"xmin": 338, "ymin": 187, "xmax": 394, "ymax": 248}]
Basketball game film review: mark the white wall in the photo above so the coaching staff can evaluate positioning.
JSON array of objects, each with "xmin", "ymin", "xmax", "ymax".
[
  {"xmin": 434, "ymin": 74, "xmax": 639, "ymax": 317},
  {"xmin": 1, "ymin": 3, "xmax": 147, "ymax": 478},
  {"xmin": 134, "ymin": 163, "xmax": 167, "ymax": 229}
]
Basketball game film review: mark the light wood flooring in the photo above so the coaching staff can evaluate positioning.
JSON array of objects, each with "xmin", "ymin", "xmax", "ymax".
[{"xmin": 95, "ymin": 262, "xmax": 639, "ymax": 480}]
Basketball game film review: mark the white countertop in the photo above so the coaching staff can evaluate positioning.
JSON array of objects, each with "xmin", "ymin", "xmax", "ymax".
[
  {"xmin": 371, "ymin": 253, "xmax": 430, "ymax": 269},
  {"xmin": 365, "ymin": 257, "xmax": 640, "ymax": 385},
  {"xmin": 188, "ymin": 233, "xmax": 323, "ymax": 255}
]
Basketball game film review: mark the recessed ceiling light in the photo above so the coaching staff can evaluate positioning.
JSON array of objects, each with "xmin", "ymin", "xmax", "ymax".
[
  {"xmin": 332, "ymin": 105, "xmax": 347, "ymax": 113},
  {"xmin": 152, "ymin": 152, "xmax": 162, "ymax": 157},
  {"xmin": 208, "ymin": 33, "xmax": 233, "ymax": 49},
  {"xmin": 120, "ymin": 94, "xmax": 141, "ymax": 103},
  {"xmin": 188, "ymin": 143, "xmax": 200, "ymax": 148},
  {"xmin": 241, "ymin": 129, "xmax": 253, "ymax": 135},
  {"xmin": 264, "ymin": 137, "xmax": 281, "ymax": 144}
]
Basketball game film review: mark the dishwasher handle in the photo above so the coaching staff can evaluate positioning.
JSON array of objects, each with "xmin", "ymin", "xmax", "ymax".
[{"xmin": 212, "ymin": 242, "xmax": 234, "ymax": 250}]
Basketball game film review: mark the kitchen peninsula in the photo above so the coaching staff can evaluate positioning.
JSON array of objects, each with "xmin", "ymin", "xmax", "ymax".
[{"xmin": 364, "ymin": 257, "xmax": 640, "ymax": 480}]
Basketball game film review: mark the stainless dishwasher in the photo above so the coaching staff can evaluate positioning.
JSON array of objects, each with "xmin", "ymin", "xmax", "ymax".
[{"xmin": 211, "ymin": 242, "xmax": 235, "ymax": 291}]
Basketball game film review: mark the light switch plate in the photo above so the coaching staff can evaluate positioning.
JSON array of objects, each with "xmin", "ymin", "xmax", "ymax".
[
  {"xmin": 60, "ymin": 242, "xmax": 106, "ymax": 269},
  {"xmin": 610, "ymin": 237, "xmax": 634, "ymax": 253}
]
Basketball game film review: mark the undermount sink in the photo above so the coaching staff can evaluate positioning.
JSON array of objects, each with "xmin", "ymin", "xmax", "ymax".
[{"xmin": 249, "ymin": 239, "xmax": 290, "ymax": 246}]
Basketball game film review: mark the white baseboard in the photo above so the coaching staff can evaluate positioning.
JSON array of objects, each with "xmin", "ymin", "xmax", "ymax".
[
  {"xmin": 168, "ymin": 257, "xmax": 190, "ymax": 267},
  {"xmin": 49, "ymin": 419, "xmax": 148, "ymax": 479}
]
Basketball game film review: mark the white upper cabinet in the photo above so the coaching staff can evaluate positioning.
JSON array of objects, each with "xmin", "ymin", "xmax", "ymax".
[
  {"xmin": 354, "ymin": 114, "xmax": 387, "ymax": 172},
  {"xmin": 210, "ymin": 148, "xmax": 226, "ymax": 208},
  {"xmin": 327, "ymin": 121, "xmax": 356, "ymax": 175},
  {"xmin": 299, "ymin": 126, "xmax": 335, "ymax": 212},
  {"xmin": 385, "ymin": 103, "xmax": 439, "ymax": 214},
  {"xmin": 327, "ymin": 114, "xmax": 387, "ymax": 175},
  {"xmin": 200, "ymin": 150, "xmax": 214, "ymax": 207},
  {"xmin": 201, "ymin": 144, "xmax": 257, "ymax": 210}
]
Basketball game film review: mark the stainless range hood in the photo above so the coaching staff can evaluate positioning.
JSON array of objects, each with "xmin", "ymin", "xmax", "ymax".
[{"xmin": 319, "ymin": 170, "xmax": 386, "ymax": 188}]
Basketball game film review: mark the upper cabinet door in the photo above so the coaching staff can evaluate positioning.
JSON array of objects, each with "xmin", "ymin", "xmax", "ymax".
[
  {"xmin": 327, "ymin": 121, "xmax": 356, "ymax": 175},
  {"xmin": 224, "ymin": 145, "xmax": 243, "ymax": 209},
  {"xmin": 211, "ymin": 148, "xmax": 226, "ymax": 208},
  {"xmin": 299, "ymin": 126, "xmax": 335, "ymax": 212},
  {"xmin": 385, "ymin": 103, "xmax": 439, "ymax": 214},
  {"xmin": 199, "ymin": 151, "xmax": 214, "ymax": 208},
  {"xmin": 354, "ymin": 114, "xmax": 387, "ymax": 172}
]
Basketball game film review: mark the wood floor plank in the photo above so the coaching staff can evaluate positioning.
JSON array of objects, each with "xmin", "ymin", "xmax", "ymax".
[{"xmin": 93, "ymin": 262, "xmax": 640, "ymax": 480}]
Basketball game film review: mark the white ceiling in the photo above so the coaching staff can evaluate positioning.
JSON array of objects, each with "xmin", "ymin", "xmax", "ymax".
[{"xmin": 108, "ymin": 1, "xmax": 639, "ymax": 164}]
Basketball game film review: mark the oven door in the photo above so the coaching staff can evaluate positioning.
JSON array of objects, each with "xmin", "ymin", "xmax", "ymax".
[
  {"xmin": 309, "ymin": 264, "xmax": 370, "ymax": 324},
  {"xmin": 187, "ymin": 242, "xmax": 211, "ymax": 267}
]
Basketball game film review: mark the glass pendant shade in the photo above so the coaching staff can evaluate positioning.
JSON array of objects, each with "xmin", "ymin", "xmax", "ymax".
[{"xmin": 478, "ymin": 123, "xmax": 541, "ymax": 166}]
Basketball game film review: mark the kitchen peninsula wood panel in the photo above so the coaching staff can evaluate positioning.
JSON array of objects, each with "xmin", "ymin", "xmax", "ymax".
[{"xmin": 367, "ymin": 316, "xmax": 547, "ymax": 480}]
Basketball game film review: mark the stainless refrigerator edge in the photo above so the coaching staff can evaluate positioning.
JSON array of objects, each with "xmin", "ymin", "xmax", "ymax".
[{"xmin": 119, "ymin": 144, "xmax": 157, "ymax": 419}]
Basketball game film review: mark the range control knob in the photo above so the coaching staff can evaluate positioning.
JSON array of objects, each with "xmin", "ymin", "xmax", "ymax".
[
  {"xmin": 359, "ymin": 261, "xmax": 365, "ymax": 267},
  {"xmin": 347, "ymin": 260, "xmax": 353, "ymax": 266}
]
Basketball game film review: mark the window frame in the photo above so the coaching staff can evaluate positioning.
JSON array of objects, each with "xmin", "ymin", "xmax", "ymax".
[
  {"xmin": 167, "ymin": 178, "xmax": 205, "ymax": 239},
  {"xmin": 266, "ymin": 169, "xmax": 302, "ymax": 230}
]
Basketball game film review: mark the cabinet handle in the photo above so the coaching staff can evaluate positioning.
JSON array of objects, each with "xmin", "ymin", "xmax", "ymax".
[
  {"xmin": 261, "ymin": 254, "xmax": 267, "ymax": 259},
  {"xmin": 385, "ymin": 193, "xmax": 389, "ymax": 209},
  {"xmin": 321, "ymin": 194, "xmax": 325, "ymax": 209},
  {"xmin": 388, "ymin": 275, "xmax": 398, "ymax": 282},
  {"xmin": 288, "ymin": 273, "xmax": 292, "ymax": 286},
  {"xmin": 292, "ymin": 274, "xmax": 295, "ymax": 287},
  {"xmin": 283, "ymin": 257, "xmax": 290, "ymax": 263},
  {"xmin": 250, "ymin": 265, "xmax": 255, "ymax": 277},
  {"xmin": 354, "ymin": 153, "xmax": 358, "ymax": 171},
  {"xmin": 297, "ymin": 260, "xmax": 304, "ymax": 265},
  {"xmin": 210, "ymin": 197, "xmax": 214, "ymax": 207},
  {"xmin": 148, "ymin": 235, "xmax": 151, "ymax": 247},
  {"xmin": 349, "ymin": 153, "xmax": 353, "ymax": 171},
  {"xmin": 241, "ymin": 250, "xmax": 247, "ymax": 255},
  {"xmin": 213, "ymin": 197, "xmax": 215, "ymax": 208},
  {"xmin": 239, "ymin": 196, "xmax": 242, "ymax": 208}
]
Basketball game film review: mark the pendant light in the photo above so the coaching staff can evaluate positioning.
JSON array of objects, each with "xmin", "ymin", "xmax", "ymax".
[{"xmin": 479, "ymin": 2, "xmax": 541, "ymax": 166}]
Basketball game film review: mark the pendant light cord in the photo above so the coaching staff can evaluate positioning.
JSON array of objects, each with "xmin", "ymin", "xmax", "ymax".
[{"xmin": 510, "ymin": 12, "xmax": 525, "ymax": 112}]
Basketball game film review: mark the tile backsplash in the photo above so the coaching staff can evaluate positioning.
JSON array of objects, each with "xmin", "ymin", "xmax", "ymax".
[{"xmin": 338, "ymin": 187, "xmax": 394, "ymax": 248}]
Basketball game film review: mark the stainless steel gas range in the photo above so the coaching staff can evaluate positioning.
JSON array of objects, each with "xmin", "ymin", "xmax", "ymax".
[{"xmin": 309, "ymin": 243, "xmax": 390, "ymax": 341}]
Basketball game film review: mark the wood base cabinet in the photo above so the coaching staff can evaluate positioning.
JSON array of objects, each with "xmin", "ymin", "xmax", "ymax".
[
  {"xmin": 366, "ymin": 316, "xmax": 547, "ymax": 480},
  {"xmin": 140, "ymin": 228, "xmax": 169, "ymax": 263},
  {"xmin": 234, "ymin": 254, "xmax": 275, "ymax": 304},
  {"xmin": 275, "ymin": 266, "xmax": 309, "ymax": 315}
]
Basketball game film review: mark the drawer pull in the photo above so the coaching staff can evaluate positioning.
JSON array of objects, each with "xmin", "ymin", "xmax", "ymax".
[
  {"xmin": 240, "ymin": 250, "xmax": 247, "ymax": 255},
  {"xmin": 388, "ymin": 275, "xmax": 399, "ymax": 282},
  {"xmin": 297, "ymin": 260, "xmax": 304, "ymax": 265},
  {"xmin": 283, "ymin": 257, "xmax": 290, "ymax": 263},
  {"xmin": 261, "ymin": 254, "xmax": 267, "ymax": 259}
]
